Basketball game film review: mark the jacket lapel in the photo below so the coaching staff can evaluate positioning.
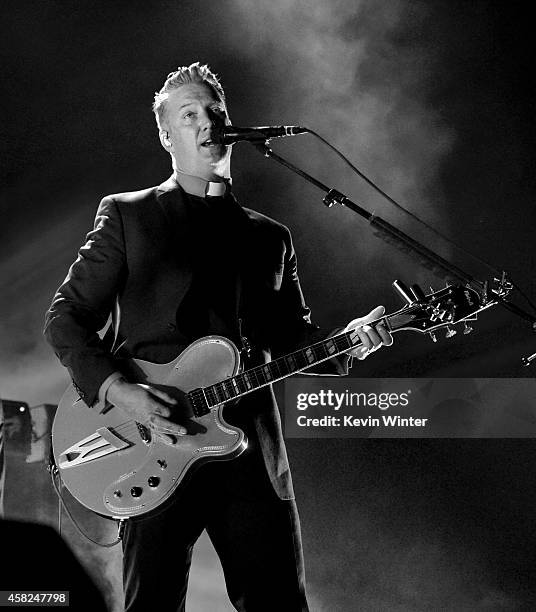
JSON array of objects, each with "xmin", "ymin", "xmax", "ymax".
[
  {"xmin": 153, "ymin": 176, "xmax": 194, "ymax": 308},
  {"xmin": 155, "ymin": 175, "xmax": 190, "ymax": 233}
]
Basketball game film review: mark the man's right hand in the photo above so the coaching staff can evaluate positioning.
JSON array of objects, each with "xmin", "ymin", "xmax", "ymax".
[{"xmin": 107, "ymin": 378, "xmax": 187, "ymax": 436}]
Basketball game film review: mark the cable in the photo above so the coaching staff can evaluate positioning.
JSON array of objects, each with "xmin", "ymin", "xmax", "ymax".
[
  {"xmin": 307, "ymin": 129, "xmax": 502, "ymax": 272},
  {"xmin": 49, "ymin": 467, "xmax": 124, "ymax": 548},
  {"xmin": 306, "ymin": 128, "xmax": 536, "ymax": 315}
]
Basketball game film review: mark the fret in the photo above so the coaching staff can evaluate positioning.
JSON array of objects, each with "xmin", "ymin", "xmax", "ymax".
[
  {"xmin": 273, "ymin": 358, "xmax": 286, "ymax": 378},
  {"xmin": 262, "ymin": 364, "xmax": 272, "ymax": 382},
  {"xmin": 326, "ymin": 338, "xmax": 337, "ymax": 355},
  {"xmin": 285, "ymin": 354, "xmax": 295, "ymax": 371},
  {"xmin": 223, "ymin": 379, "xmax": 236, "ymax": 399},
  {"xmin": 234, "ymin": 374, "xmax": 248, "ymax": 394},
  {"xmin": 212, "ymin": 383, "xmax": 227, "ymax": 405},
  {"xmin": 334, "ymin": 333, "xmax": 353, "ymax": 352},
  {"xmin": 204, "ymin": 387, "xmax": 216, "ymax": 407},
  {"xmin": 285, "ymin": 353, "xmax": 297, "ymax": 371},
  {"xmin": 248, "ymin": 368, "xmax": 261, "ymax": 388},
  {"xmin": 313, "ymin": 343, "xmax": 328, "ymax": 360},
  {"xmin": 350, "ymin": 331, "xmax": 362, "ymax": 347},
  {"xmin": 218, "ymin": 381, "xmax": 232, "ymax": 401},
  {"xmin": 198, "ymin": 329, "xmax": 359, "ymax": 410},
  {"xmin": 253, "ymin": 367, "xmax": 263, "ymax": 387},
  {"xmin": 288, "ymin": 350, "xmax": 307, "ymax": 371},
  {"xmin": 205, "ymin": 382, "xmax": 224, "ymax": 407},
  {"xmin": 298, "ymin": 350, "xmax": 310, "ymax": 369},
  {"xmin": 217, "ymin": 384, "xmax": 229, "ymax": 403},
  {"xmin": 243, "ymin": 372, "xmax": 253, "ymax": 391}
]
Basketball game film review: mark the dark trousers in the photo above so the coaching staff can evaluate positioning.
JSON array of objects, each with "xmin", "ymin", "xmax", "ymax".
[{"xmin": 122, "ymin": 445, "xmax": 309, "ymax": 612}]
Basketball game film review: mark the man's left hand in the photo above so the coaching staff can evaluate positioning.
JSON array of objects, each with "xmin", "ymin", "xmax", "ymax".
[{"xmin": 344, "ymin": 305, "xmax": 393, "ymax": 360}]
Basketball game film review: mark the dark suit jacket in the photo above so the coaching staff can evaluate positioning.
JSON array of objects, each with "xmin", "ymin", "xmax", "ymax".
[{"xmin": 44, "ymin": 176, "xmax": 348, "ymax": 499}]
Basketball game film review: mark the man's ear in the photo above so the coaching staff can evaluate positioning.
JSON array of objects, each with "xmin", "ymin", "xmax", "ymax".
[{"xmin": 159, "ymin": 130, "xmax": 172, "ymax": 150}]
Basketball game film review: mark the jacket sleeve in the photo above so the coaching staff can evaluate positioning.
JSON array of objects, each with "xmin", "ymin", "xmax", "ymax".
[
  {"xmin": 269, "ymin": 226, "xmax": 351, "ymax": 376},
  {"xmin": 44, "ymin": 197, "xmax": 127, "ymax": 406}
]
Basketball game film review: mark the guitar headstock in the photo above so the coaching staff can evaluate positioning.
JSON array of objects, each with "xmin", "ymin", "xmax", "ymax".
[{"xmin": 387, "ymin": 283, "xmax": 489, "ymax": 338}]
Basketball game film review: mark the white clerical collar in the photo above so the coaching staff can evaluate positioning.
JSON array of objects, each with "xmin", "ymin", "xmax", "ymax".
[{"xmin": 173, "ymin": 171, "xmax": 230, "ymax": 198}]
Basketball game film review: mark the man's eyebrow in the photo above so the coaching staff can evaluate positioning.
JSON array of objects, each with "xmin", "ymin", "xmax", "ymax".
[
  {"xmin": 177, "ymin": 99, "xmax": 224, "ymax": 111},
  {"xmin": 178, "ymin": 101, "xmax": 197, "ymax": 110}
]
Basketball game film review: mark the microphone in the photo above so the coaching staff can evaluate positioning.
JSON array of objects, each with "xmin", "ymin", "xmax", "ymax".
[{"xmin": 214, "ymin": 125, "xmax": 308, "ymax": 145}]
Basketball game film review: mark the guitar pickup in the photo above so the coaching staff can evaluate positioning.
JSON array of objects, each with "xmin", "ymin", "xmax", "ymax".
[{"xmin": 58, "ymin": 427, "xmax": 130, "ymax": 469}]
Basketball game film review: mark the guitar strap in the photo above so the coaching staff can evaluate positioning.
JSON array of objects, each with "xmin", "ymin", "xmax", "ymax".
[
  {"xmin": 236, "ymin": 268, "xmax": 252, "ymax": 361},
  {"xmin": 235, "ymin": 229, "xmax": 253, "ymax": 363}
]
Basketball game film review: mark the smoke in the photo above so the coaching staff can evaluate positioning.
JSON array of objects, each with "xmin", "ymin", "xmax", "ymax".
[
  {"xmin": 227, "ymin": 0, "xmax": 454, "ymax": 233},
  {"xmin": 306, "ymin": 530, "xmax": 520, "ymax": 611},
  {"xmin": 1, "ymin": 2, "xmax": 527, "ymax": 610},
  {"xmin": 210, "ymin": 0, "xmax": 458, "ymax": 327},
  {"xmin": 0, "ymin": 1, "xmax": 460, "ymax": 401},
  {"xmin": 295, "ymin": 437, "xmax": 526, "ymax": 612},
  {"xmin": 0, "ymin": 207, "xmax": 88, "ymax": 405}
]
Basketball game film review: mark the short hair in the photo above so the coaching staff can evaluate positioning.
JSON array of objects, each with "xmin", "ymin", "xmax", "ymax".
[{"xmin": 153, "ymin": 62, "xmax": 226, "ymax": 130}]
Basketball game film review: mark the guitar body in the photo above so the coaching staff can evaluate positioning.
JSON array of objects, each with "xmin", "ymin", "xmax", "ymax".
[
  {"xmin": 52, "ymin": 282, "xmax": 486, "ymax": 519},
  {"xmin": 52, "ymin": 336, "xmax": 247, "ymax": 519}
]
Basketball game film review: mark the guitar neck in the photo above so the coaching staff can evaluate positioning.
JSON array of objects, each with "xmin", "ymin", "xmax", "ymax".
[
  {"xmin": 200, "ymin": 317, "xmax": 389, "ymax": 409},
  {"xmin": 188, "ymin": 283, "xmax": 488, "ymax": 414}
]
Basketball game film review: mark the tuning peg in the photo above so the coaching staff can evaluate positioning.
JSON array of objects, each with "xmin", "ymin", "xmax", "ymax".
[
  {"xmin": 445, "ymin": 326, "xmax": 457, "ymax": 338},
  {"xmin": 463, "ymin": 322, "xmax": 473, "ymax": 335},
  {"xmin": 428, "ymin": 332, "xmax": 437, "ymax": 343},
  {"xmin": 429, "ymin": 286, "xmax": 435, "ymax": 294},
  {"xmin": 429, "ymin": 305, "xmax": 447, "ymax": 322}
]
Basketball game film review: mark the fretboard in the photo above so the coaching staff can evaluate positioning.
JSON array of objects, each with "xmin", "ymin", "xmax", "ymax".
[
  {"xmin": 186, "ymin": 283, "xmax": 482, "ymax": 415},
  {"xmin": 193, "ymin": 321, "xmax": 383, "ymax": 410}
]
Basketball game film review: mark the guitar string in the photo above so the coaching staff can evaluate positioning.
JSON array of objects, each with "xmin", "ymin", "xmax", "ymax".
[
  {"xmin": 97, "ymin": 326, "xmax": 375, "ymax": 441},
  {"xmin": 102, "ymin": 329, "xmax": 365, "ymax": 437},
  {"xmin": 86, "ymin": 288, "xmax": 474, "ymax": 446}
]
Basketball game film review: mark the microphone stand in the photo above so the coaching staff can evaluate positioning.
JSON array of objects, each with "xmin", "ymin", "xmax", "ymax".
[{"xmin": 252, "ymin": 141, "xmax": 536, "ymax": 332}]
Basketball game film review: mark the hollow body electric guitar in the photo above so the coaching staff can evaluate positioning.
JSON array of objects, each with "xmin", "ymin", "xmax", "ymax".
[{"xmin": 52, "ymin": 282, "xmax": 488, "ymax": 518}]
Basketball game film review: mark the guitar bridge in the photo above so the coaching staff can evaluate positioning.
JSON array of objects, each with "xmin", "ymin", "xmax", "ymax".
[{"xmin": 58, "ymin": 427, "xmax": 130, "ymax": 469}]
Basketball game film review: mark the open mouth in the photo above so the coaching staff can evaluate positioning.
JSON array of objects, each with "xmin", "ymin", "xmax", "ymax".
[{"xmin": 200, "ymin": 139, "xmax": 217, "ymax": 148}]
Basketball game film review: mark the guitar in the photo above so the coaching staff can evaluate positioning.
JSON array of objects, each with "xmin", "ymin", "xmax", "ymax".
[{"xmin": 52, "ymin": 282, "xmax": 489, "ymax": 518}]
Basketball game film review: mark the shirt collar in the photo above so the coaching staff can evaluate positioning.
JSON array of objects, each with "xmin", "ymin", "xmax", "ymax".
[{"xmin": 173, "ymin": 171, "xmax": 231, "ymax": 198}]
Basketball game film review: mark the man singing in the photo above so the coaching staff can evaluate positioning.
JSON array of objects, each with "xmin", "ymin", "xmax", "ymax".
[{"xmin": 45, "ymin": 62, "xmax": 392, "ymax": 611}]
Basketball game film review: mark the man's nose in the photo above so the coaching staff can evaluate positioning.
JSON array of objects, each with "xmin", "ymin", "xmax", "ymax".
[
  {"xmin": 199, "ymin": 110, "xmax": 213, "ymax": 129},
  {"xmin": 199, "ymin": 108, "xmax": 223, "ymax": 130}
]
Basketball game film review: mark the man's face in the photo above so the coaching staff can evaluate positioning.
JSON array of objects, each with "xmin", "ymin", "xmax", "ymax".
[{"xmin": 162, "ymin": 82, "xmax": 231, "ymax": 181}]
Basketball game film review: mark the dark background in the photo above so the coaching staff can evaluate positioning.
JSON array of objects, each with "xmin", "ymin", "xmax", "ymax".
[{"xmin": 1, "ymin": 1, "xmax": 535, "ymax": 610}]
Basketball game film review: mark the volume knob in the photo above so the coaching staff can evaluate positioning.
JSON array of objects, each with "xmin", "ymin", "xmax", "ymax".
[
  {"xmin": 148, "ymin": 477, "xmax": 160, "ymax": 488},
  {"xmin": 130, "ymin": 486, "xmax": 143, "ymax": 498}
]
